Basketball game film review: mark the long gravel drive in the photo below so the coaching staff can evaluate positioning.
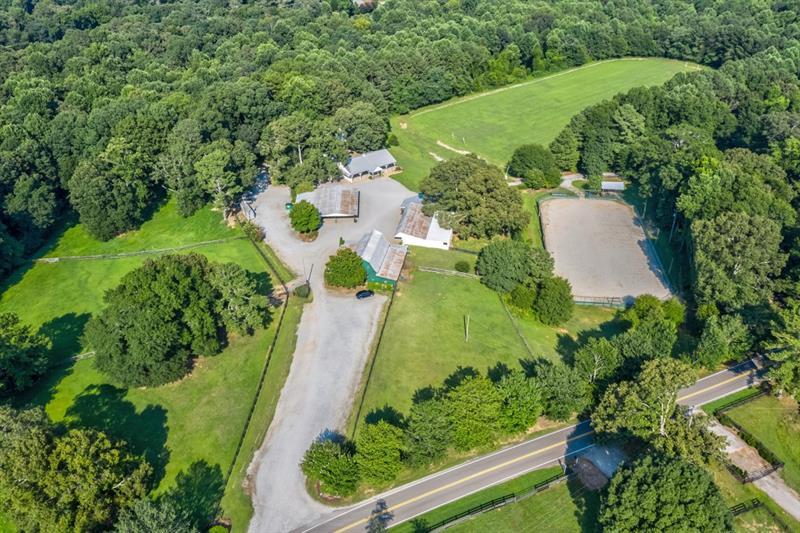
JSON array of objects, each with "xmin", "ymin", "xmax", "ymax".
[{"xmin": 247, "ymin": 178, "xmax": 413, "ymax": 532}]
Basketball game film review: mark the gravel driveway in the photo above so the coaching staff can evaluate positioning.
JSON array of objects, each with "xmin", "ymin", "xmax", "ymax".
[{"xmin": 246, "ymin": 178, "xmax": 413, "ymax": 533}]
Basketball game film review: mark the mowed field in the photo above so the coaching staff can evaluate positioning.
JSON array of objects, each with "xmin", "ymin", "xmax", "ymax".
[
  {"xmin": 0, "ymin": 201, "xmax": 301, "ymax": 531},
  {"xmin": 391, "ymin": 58, "xmax": 700, "ymax": 190},
  {"xmin": 358, "ymin": 247, "xmax": 620, "ymax": 418}
]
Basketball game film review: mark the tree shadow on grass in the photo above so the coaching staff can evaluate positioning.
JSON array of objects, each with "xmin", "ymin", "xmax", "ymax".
[
  {"xmin": 38, "ymin": 312, "xmax": 91, "ymax": 361},
  {"xmin": 365, "ymin": 404, "xmax": 406, "ymax": 428},
  {"xmin": 13, "ymin": 313, "xmax": 91, "ymax": 409},
  {"xmin": 556, "ymin": 316, "xmax": 626, "ymax": 366},
  {"xmin": 567, "ymin": 477, "xmax": 602, "ymax": 533},
  {"xmin": 65, "ymin": 384, "xmax": 170, "ymax": 486},
  {"xmin": 163, "ymin": 461, "xmax": 225, "ymax": 530}
]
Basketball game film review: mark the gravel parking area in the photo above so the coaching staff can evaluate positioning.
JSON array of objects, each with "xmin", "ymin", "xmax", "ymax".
[
  {"xmin": 540, "ymin": 198, "xmax": 671, "ymax": 302},
  {"xmin": 246, "ymin": 178, "xmax": 413, "ymax": 532}
]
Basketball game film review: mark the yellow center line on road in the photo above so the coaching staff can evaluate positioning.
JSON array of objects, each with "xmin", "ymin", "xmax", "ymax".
[
  {"xmin": 677, "ymin": 373, "xmax": 749, "ymax": 402},
  {"xmin": 332, "ymin": 370, "xmax": 751, "ymax": 532},
  {"xmin": 333, "ymin": 430, "xmax": 594, "ymax": 533}
]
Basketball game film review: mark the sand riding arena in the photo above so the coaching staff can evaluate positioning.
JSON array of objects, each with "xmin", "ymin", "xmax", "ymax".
[{"xmin": 539, "ymin": 197, "xmax": 672, "ymax": 304}]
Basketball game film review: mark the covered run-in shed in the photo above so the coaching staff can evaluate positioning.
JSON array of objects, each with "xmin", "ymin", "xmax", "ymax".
[
  {"xmin": 394, "ymin": 196, "xmax": 452, "ymax": 250},
  {"xmin": 296, "ymin": 185, "xmax": 360, "ymax": 219},
  {"xmin": 600, "ymin": 172, "xmax": 626, "ymax": 192},
  {"xmin": 340, "ymin": 149, "xmax": 397, "ymax": 181},
  {"xmin": 355, "ymin": 230, "xmax": 407, "ymax": 287}
]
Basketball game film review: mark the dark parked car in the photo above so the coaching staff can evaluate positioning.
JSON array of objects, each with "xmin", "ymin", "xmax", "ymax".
[{"xmin": 356, "ymin": 290, "xmax": 374, "ymax": 300}]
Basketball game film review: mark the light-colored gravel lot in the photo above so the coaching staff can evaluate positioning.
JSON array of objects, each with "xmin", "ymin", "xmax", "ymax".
[
  {"xmin": 246, "ymin": 178, "xmax": 413, "ymax": 533},
  {"xmin": 540, "ymin": 197, "xmax": 671, "ymax": 302}
]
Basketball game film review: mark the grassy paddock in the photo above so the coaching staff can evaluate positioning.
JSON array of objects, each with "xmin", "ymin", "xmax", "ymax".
[
  {"xmin": 0, "ymin": 202, "xmax": 298, "ymax": 530},
  {"xmin": 725, "ymin": 395, "xmax": 800, "ymax": 493},
  {"xmin": 391, "ymin": 58, "xmax": 700, "ymax": 191},
  {"xmin": 358, "ymin": 247, "xmax": 619, "ymax": 418}
]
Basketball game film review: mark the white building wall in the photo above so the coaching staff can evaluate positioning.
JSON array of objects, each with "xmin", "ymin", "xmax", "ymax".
[{"xmin": 395, "ymin": 232, "xmax": 451, "ymax": 250}]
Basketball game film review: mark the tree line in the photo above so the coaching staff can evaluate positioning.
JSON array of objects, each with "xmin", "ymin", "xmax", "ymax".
[
  {"xmin": 2, "ymin": 0, "xmax": 798, "ymax": 278},
  {"xmin": 553, "ymin": 45, "xmax": 800, "ymax": 401}
]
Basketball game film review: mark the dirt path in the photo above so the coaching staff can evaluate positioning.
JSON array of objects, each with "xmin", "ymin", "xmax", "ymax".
[
  {"xmin": 710, "ymin": 422, "xmax": 800, "ymax": 520},
  {"xmin": 246, "ymin": 179, "xmax": 414, "ymax": 532},
  {"xmin": 436, "ymin": 140, "xmax": 470, "ymax": 155}
]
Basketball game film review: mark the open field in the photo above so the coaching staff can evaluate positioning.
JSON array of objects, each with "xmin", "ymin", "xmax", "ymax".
[
  {"xmin": 390, "ymin": 58, "xmax": 700, "ymax": 190},
  {"xmin": 0, "ymin": 201, "xmax": 299, "ymax": 530},
  {"xmin": 358, "ymin": 247, "xmax": 620, "ymax": 418},
  {"xmin": 541, "ymin": 198, "xmax": 672, "ymax": 302},
  {"xmin": 726, "ymin": 395, "xmax": 800, "ymax": 494}
]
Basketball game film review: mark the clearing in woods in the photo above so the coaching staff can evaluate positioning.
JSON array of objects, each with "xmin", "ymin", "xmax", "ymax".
[{"xmin": 390, "ymin": 58, "xmax": 700, "ymax": 190}]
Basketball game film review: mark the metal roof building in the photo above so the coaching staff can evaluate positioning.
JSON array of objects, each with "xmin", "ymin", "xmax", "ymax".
[
  {"xmin": 354, "ymin": 230, "xmax": 407, "ymax": 285},
  {"xmin": 341, "ymin": 149, "xmax": 397, "ymax": 180},
  {"xmin": 296, "ymin": 185, "xmax": 359, "ymax": 218},
  {"xmin": 394, "ymin": 197, "xmax": 452, "ymax": 250}
]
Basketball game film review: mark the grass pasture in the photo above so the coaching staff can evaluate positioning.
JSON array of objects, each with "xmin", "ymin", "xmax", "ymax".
[
  {"xmin": 0, "ymin": 200, "xmax": 301, "ymax": 530},
  {"xmin": 391, "ymin": 58, "xmax": 700, "ymax": 190},
  {"xmin": 358, "ymin": 247, "xmax": 620, "ymax": 418},
  {"xmin": 725, "ymin": 394, "xmax": 800, "ymax": 494}
]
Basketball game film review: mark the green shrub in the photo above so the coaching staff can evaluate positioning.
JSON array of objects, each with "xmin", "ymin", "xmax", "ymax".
[
  {"xmin": 240, "ymin": 219, "xmax": 265, "ymax": 241},
  {"xmin": 324, "ymin": 248, "xmax": 367, "ymax": 288},
  {"xmin": 508, "ymin": 144, "xmax": 560, "ymax": 189},
  {"xmin": 476, "ymin": 239, "xmax": 553, "ymax": 293},
  {"xmin": 508, "ymin": 284, "xmax": 537, "ymax": 311},
  {"xmin": 355, "ymin": 421, "xmax": 405, "ymax": 484},
  {"xmin": 294, "ymin": 283, "xmax": 311, "ymax": 298},
  {"xmin": 290, "ymin": 200, "xmax": 321, "ymax": 234},
  {"xmin": 301, "ymin": 439, "xmax": 361, "ymax": 497},
  {"xmin": 454, "ymin": 260, "xmax": 471, "ymax": 273},
  {"xmin": 534, "ymin": 276, "xmax": 574, "ymax": 325}
]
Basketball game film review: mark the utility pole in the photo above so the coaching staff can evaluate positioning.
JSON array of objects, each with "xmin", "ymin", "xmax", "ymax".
[{"xmin": 465, "ymin": 313, "xmax": 470, "ymax": 342}]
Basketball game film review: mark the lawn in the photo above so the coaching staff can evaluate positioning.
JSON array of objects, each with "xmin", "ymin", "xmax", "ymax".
[
  {"xmin": 391, "ymin": 58, "xmax": 700, "ymax": 191},
  {"xmin": 358, "ymin": 247, "xmax": 619, "ymax": 418},
  {"xmin": 726, "ymin": 395, "xmax": 800, "ymax": 494},
  {"xmin": 390, "ymin": 466, "xmax": 565, "ymax": 532},
  {"xmin": 449, "ymin": 477, "xmax": 600, "ymax": 533},
  {"xmin": 0, "ymin": 201, "xmax": 300, "ymax": 530}
]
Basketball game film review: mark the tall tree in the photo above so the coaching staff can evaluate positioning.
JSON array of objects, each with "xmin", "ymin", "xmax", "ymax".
[
  {"xmin": 592, "ymin": 358, "xmax": 722, "ymax": 463},
  {"xmin": 476, "ymin": 239, "xmax": 553, "ymax": 293},
  {"xmin": 420, "ymin": 155, "xmax": 529, "ymax": 238},
  {"xmin": 600, "ymin": 454, "xmax": 732, "ymax": 532},
  {"xmin": 0, "ymin": 312, "xmax": 50, "ymax": 395},
  {"xmin": 692, "ymin": 202, "xmax": 786, "ymax": 310},
  {"xmin": 355, "ymin": 421, "xmax": 405, "ymax": 484}
]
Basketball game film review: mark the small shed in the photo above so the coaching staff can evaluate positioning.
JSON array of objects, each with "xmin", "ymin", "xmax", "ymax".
[
  {"xmin": 341, "ymin": 149, "xmax": 397, "ymax": 181},
  {"xmin": 394, "ymin": 196, "xmax": 452, "ymax": 250},
  {"xmin": 354, "ymin": 230, "xmax": 407, "ymax": 286},
  {"xmin": 600, "ymin": 172, "xmax": 626, "ymax": 192},
  {"xmin": 296, "ymin": 185, "xmax": 360, "ymax": 219}
]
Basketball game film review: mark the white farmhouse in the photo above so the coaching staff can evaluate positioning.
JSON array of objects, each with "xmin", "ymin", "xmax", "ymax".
[{"xmin": 394, "ymin": 196, "xmax": 452, "ymax": 250}]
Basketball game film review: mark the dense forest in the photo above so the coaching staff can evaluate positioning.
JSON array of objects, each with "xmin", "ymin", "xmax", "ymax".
[{"xmin": 1, "ymin": 0, "xmax": 799, "ymax": 277}]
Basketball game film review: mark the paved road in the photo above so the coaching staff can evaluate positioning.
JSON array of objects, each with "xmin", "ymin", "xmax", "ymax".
[{"xmin": 299, "ymin": 359, "xmax": 765, "ymax": 532}]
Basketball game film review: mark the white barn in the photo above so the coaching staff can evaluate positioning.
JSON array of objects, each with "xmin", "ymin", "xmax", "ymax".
[{"xmin": 394, "ymin": 197, "xmax": 452, "ymax": 250}]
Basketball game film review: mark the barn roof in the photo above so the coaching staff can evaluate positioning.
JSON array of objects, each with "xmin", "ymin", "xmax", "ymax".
[
  {"xmin": 296, "ymin": 186, "xmax": 359, "ymax": 217},
  {"xmin": 355, "ymin": 230, "xmax": 407, "ymax": 281},
  {"xmin": 395, "ymin": 201, "xmax": 431, "ymax": 239},
  {"xmin": 345, "ymin": 149, "xmax": 396, "ymax": 176}
]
